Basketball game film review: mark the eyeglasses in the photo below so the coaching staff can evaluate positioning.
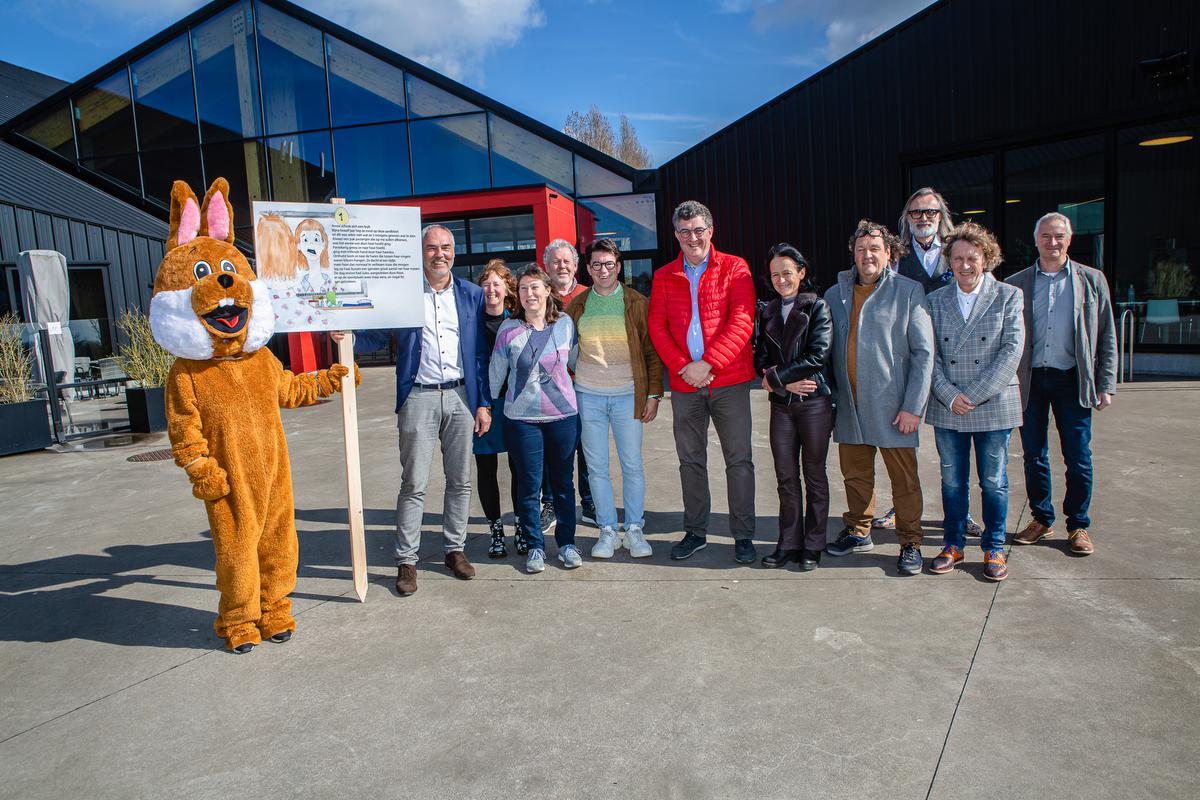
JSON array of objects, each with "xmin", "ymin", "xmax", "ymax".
[
  {"xmin": 588, "ymin": 261, "xmax": 618, "ymax": 272},
  {"xmin": 907, "ymin": 208, "xmax": 941, "ymax": 220},
  {"xmin": 676, "ymin": 226, "xmax": 710, "ymax": 239}
]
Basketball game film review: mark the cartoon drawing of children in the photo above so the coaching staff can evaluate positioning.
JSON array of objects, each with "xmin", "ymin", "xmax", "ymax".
[
  {"xmin": 254, "ymin": 213, "xmax": 331, "ymax": 329},
  {"xmin": 295, "ymin": 219, "xmax": 333, "ymax": 295}
]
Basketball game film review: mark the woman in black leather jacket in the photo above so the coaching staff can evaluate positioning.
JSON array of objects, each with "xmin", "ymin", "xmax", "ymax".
[{"xmin": 754, "ymin": 243, "xmax": 835, "ymax": 571}]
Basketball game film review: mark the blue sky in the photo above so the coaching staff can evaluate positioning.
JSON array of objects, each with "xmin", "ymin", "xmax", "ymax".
[{"xmin": 0, "ymin": 0, "xmax": 933, "ymax": 165}]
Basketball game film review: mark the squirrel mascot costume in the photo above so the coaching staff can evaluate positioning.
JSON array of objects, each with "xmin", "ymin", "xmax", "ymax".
[{"xmin": 150, "ymin": 177, "xmax": 357, "ymax": 654}]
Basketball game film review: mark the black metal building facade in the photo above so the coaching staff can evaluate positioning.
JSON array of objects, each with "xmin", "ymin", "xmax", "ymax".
[{"xmin": 656, "ymin": 0, "xmax": 1199, "ymax": 367}]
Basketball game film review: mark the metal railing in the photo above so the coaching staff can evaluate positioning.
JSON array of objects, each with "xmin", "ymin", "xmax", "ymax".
[{"xmin": 1117, "ymin": 308, "xmax": 1135, "ymax": 383}]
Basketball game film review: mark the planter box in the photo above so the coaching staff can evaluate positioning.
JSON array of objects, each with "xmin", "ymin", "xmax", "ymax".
[
  {"xmin": 0, "ymin": 399, "xmax": 53, "ymax": 455},
  {"xmin": 126, "ymin": 387, "xmax": 167, "ymax": 434}
]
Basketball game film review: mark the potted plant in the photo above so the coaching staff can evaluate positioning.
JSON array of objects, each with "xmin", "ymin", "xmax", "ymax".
[
  {"xmin": 116, "ymin": 308, "xmax": 174, "ymax": 433},
  {"xmin": 0, "ymin": 312, "xmax": 53, "ymax": 455}
]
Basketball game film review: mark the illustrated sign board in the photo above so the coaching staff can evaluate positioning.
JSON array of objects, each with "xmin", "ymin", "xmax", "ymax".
[{"xmin": 251, "ymin": 200, "xmax": 423, "ymax": 332}]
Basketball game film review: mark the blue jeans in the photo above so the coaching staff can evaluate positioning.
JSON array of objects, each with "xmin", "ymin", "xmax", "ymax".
[
  {"xmin": 1019, "ymin": 367, "xmax": 1093, "ymax": 530},
  {"xmin": 577, "ymin": 390, "xmax": 645, "ymax": 530},
  {"xmin": 934, "ymin": 427, "xmax": 1012, "ymax": 552},
  {"xmin": 506, "ymin": 415, "xmax": 579, "ymax": 551}
]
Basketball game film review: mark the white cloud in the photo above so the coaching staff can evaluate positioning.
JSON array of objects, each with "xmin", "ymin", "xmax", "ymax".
[
  {"xmin": 743, "ymin": 0, "xmax": 934, "ymax": 61},
  {"xmin": 299, "ymin": 0, "xmax": 545, "ymax": 83}
]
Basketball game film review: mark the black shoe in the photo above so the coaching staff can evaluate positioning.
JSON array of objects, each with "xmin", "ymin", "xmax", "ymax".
[
  {"xmin": 670, "ymin": 533, "xmax": 708, "ymax": 560},
  {"xmin": 761, "ymin": 548, "xmax": 799, "ymax": 568},
  {"xmin": 580, "ymin": 501, "xmax": 597, "ymax": 525},
  {"xmin": 232, "ymin": 642, "xmax": 255, "ymax": 655},
  {"xmin": 268, "ymin": 630, "xmax": 292, "ymax": 644},
  {"xmin": 734, "ymin": 538, "xmax": 757, "ymax": 564},
  {"xmin": 798, "ymin": 549, "xmax": 821, "ymax": 571},
  {"xmin": 540, "ymin": 503, "xmax": 555, "ymax": 533},
  {"xmin": 826, "ymin": 528, "xmax": 874, "ymax": 557},
  {"xmin": 487, "ymin": 519, "xmax": 507, "ymax": 559},
  {"xmin": 897, "ymin": 543, "xmax": 923, "ymax": 575},
  {"xmin": 514, "ymin": 522, "xmax": 530, "ymax": 555}
]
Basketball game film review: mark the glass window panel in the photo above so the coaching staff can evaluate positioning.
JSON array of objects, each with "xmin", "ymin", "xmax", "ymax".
[
  {"xmin": 267, "ymin": 131, "xmax": 335, "ymax": 202},
  {"xmin": 67, "ymin": 268, "xmax": 113, "ymax": 360},
  {"xmin": 624, "ymin": 257, "xmax": 653, "ymax": 297},
  {"xmin": 203, "ymin": 139, "xmax": 268, "ymax": 241},
  {"xmin": 333, "ymin": 123, "xmax": 411, "ymax": 200},
  {"xmin": 910, "ymin": 154, "xmax": 994, "ymax": 232},
  {"xmin": 577, "ymin": 194, "xmax": 657, "ymax": 251},
  {"xmin": 140, "ymin": 147, "xmax": 203, "ymax": 207},
  {"xmin": 256, "ymin": 3, "xmax": 329, "ymax": 135},
  {"xmin": 406, "ymin": 74, "xmax": 479, "ymax": 118},
  {"xmin": 131, "ymin": 34, "xmax": 198, "ymax": 151},
  {"xmin": 16, "ymin": 104, "xmax": 75, "ymax": 160},
  {"xmin": 409, "ymin": 113, "xmax": 489, "ymax": 194},
  {"xmin": 1116, "ymin": 117, "xmax": 1200, "ymax": 349},
  {"xmin": 489, "ymin": 114, "xmax": 573, "ymax": 192},
  {"xmin": 74, "ymin": 70, "xmax": 135, "ymax": 159},
  {"xmin": 468, "ymin": 214, "xmax": 536, "ymax": 254},
  {"xmin": 327, "ymin": 37, "xmax": 406, "ymax": 126},
  {"xmin": 192, "ymin": 0, "xmax": 262, "ymax": 142},
  {"xmin": 1004, "ymin": 136, "xmax": 1105, "ymax": 274},
  {"xmin": 80, "ymin": 153, "xmax": 141, "ymax": 193},
  {"xmin": 575, "ymin": 156, "xmax": 633, "ymax": 196},
  {"xmin": 425, "ymin": 219, "xmax": 467, "ymax": 255}
]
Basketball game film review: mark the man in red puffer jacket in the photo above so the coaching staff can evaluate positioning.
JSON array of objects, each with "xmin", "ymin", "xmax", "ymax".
[{"xmin": 648, "ymin": 200, "xmax": 758, "ymax": 565}]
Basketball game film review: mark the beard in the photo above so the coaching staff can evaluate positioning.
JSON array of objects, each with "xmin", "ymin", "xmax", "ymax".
[{"xmin": 909, "ymin": 220, "xmax": 936, "ymax": 240}]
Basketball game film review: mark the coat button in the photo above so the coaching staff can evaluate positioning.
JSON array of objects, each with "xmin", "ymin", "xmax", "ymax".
[
  {"xmin": 944, "ymin": 337, "xmax": 949, "ymax": 342},
  {"xmin": 950, "ymin": 360, "xmax": 956, "ymax": 365},
  {"xmin": 981, "ymin": 336, "xmax": 986, "ymax": 340},
  {"xmin": 975, "ymin": 359, "xmax": 980, "ymax": 364}
]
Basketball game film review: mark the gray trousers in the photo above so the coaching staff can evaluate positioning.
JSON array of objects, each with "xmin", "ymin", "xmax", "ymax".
[
  {"xmin": 670, "ymin": 381, "xmax": 756, "ymax": 540},
  {"xmin": 394, "ymin": 386, "xmax": 473, "ymax": 565}
]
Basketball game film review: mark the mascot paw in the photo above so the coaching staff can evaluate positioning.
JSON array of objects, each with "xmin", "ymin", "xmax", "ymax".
[
  {"xmin": 187, "ymin": 458, "xmax": 230, "ymax": 501},
  {"xmin": 324, "ymin": 362, "xmax": 361, "ymax": 392}
]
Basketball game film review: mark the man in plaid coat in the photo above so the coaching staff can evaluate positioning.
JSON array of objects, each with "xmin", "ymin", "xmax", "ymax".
[{"xmin": 924, "ymin": 222, "xmax": 1025, "ymax": 581}]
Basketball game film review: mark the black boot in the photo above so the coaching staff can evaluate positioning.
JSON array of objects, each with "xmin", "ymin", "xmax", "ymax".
[
  {"xmin": 797, "ymin": 549, "xmax": 822, "ymax": 571},
  {"xmin": 514, "ymin": 521, "xmax": 530, "ymax": 555},
  {"xmin": 488, "ymin": 519, "xmax": 507, "ymax": 559}
]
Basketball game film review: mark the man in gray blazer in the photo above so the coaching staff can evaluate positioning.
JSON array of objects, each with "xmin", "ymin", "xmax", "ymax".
[
  {"xmin": 925, "ymin": 222, "xmax": 1025, "ymax": 581},
  {"xmin": 825, "ymin": 220, "xmax": 935, "ymax": 575},
  {"xmin": 1007, "ymin": 212, "xmax": 1117, "ymax": 555}
]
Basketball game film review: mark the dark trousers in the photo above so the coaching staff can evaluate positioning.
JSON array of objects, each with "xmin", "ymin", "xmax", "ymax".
[
  {"xmin": 475, "ymin": 453, "xmax": 518, "ymax": 523},
  {"xmin": 1020, "ymin": 367, "xmax": 1093, "ymax": 531},
  {"xmin": 542, "ymin": 447, "xmax": 591, "ymax": 507},
  {"xmin": 670, "ymin": 381, "xmax": 756, "ymax": 539},
  {"xmin": 769, "ymin": 395, "xmax": 834, "ymax": 552},
  {"xmin": 507, "ymin": 416, "xmax": 580, "ymax": 551}
]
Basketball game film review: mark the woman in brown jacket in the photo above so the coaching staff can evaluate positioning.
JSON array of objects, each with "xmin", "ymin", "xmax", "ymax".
[{"xmin": 566, "ymin": 239, "xmax": 664, "ymax": 560}]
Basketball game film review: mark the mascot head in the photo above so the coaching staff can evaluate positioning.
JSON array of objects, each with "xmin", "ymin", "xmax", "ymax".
[{"xmin": 150, "ymin": 178, "xmax": 273, "ymax": 360}]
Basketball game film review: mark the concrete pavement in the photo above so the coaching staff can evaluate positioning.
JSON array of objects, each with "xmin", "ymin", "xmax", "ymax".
[{"xmin": 0, "ymin": 369, "xmax": 1197, "ymax": 799}]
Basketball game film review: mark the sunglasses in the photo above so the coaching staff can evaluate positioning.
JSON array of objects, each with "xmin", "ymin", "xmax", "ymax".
[{"xmin": 907, "ymin": 208, "xmax": 941, "ymax": 220}]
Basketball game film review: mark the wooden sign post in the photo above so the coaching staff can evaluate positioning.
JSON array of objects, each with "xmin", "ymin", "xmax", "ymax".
[{"xmin": 337, "ymin": 332, "xmax": 368, "ymax": 603}]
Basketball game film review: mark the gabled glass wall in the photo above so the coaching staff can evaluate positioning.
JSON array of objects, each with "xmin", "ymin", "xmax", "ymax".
[{"xmin": 9, "ymin": 0, "xmax": 650, "ymax": 265}]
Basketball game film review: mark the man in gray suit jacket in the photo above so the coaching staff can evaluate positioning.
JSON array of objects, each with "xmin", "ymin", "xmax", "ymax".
[
  {"xmin": 825, "ymin": 220, "xmax": 935, "ymax": 575},
  {"xmin": 925, "ymin": 223, "xmax": 1025, "ymax": 582},
  {"xmin": 1007, "ymin": 212, "xmax": 1117, "ymax": 556}
]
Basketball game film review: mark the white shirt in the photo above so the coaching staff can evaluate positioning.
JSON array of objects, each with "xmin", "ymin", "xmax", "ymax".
[
  {"xmin": 416, "ymin": 279, "xmax": 463, "ymax": 384},
  {"xmin": 956, "ymin": 279, "xmax": 984, "ymax": 321},
  {"xmin": 913, "ymin": 237, "xmax": 942, "ymax": 277}
]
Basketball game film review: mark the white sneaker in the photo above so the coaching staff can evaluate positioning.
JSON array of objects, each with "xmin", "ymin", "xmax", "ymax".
[
  {"xmin": 591, "ymin": 526, "xmax": 620, "ymax": 559},
  {"xmin": 526, "ymin": 548, "xmax": 546, "ymax": 574},
  {"xmin": 558, "ymin": 544, "xmax": 583, "ymax": 569},
  {"xmin": 623, "ymin": 524, "xmax": 653, "ymax": 558}
]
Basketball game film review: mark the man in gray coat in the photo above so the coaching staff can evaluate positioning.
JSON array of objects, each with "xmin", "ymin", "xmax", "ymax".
[
  {"xmin": 825, "ymin": 220, "xmax": 935, "ymax": 575},
  {"xmin": 1007, "ymin": 212, "xmax": 1117, "ymax": 556},
  {"xmin": 925, "ymin": 222, "xmax": 1024, "ymax": 581}
]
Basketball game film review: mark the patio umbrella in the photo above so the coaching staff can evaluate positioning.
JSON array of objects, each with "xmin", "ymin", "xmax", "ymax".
[{"xmin": 17, "ymin": 250, "xmax": 76, "ymax": 400}]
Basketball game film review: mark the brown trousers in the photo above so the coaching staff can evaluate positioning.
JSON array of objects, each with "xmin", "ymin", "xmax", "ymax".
[{"xmin": 838, "ymin": 443, "xmax": 924, "ymax": 545}]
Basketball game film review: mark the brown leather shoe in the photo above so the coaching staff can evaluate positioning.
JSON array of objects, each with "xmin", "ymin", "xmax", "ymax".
[
  {"xmin": 1013, "ymin": 520, "xmax": 1053, "ymax": 545},
  {"xmin": 445, "ymin": 551, "xmax": 476, "ymax": 580},
  {"xmin": 928, "ymin": 546, "xmax": 964, "ymax": 574},
  {"xmin": 395, "ymin": 564, "xmax": 418, "ymax": 596},
  {"xmin": 983, "ymin": 550, "xmax": 1008, "ymax": 581},
  {"xmin": 1068, "ymin": 529, "xmax": 1094, "ymax": 555}
]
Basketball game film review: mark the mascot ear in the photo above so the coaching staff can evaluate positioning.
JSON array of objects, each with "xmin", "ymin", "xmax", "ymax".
[
  {"xmin": 168, "ymin": 181, "xmax": 201, "ymax": 249},
  {"xmin": 199, "ymin": 177, "xmax": 235, "ymax": 244}
]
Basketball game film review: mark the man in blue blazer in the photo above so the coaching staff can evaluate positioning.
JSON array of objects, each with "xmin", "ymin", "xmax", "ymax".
[{"xmin": 336, "ymin": 224, "xmax": 491, "ymax": 597}]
